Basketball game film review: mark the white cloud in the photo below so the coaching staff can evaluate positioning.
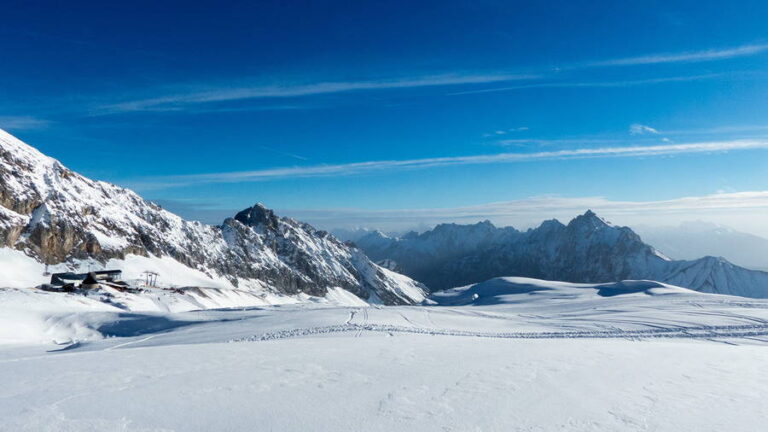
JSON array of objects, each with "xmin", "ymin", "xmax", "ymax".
[
  {"xmin": 134, "ymin": 139, "xmax": 768, "ymax": 188},
  {"xmin": 483, "ymin": 127, "xmax": 528, "ymax": 137},
  {"xmin": 95, "ymin": 73, "xmax": 538, "ymax": 114},
  {"xmin": 629, "ymin": 124, "xmax": 659, "ymax": 135},
  {"xmin": 449, "ymin": 73, "xmax": 729, "ymax": 96},
  {"xmin": 497, "ymin": 138, "xmax": 632, "ymax": 146},
  {"xmin": 90, "ymin": 43, "xmax": 768, "ymax": 114},
  {"xmin": 586, "ymin": 43, "xmax": 768, "ymax": 67},
  {"xmin": 0, "ymin": 116, "xmax": 51, "ymax": 131}
]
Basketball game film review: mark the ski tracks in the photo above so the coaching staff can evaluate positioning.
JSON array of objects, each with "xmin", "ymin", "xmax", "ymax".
[
  {"xmin": 230, "ymin": 322, "xmax": 768, "ymax": 343},
  {"xmin": 355, "ymin": 308, "xmax": 369, "ymax": 337},
  {"xmin": 344, "ymin": 310, "xmax": 357, "ymax": 325}
]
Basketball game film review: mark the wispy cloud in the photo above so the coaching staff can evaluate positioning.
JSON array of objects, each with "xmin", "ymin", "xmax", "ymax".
[
  {"xmin": 89, "ymin": 43, "xmax": 768, "ymax": 114},
  {"xmin": 95, "ymin": 73, "xmax": 538, "ymax": 114},
  {"xmin": 0, "ymin": 116, "xmax": 51, "ymax": 131},
  {"xmin": 483, "ymin": 126, "xmax": 529, "ymax": 137},
  {"xmin": 449, "ymin": 73, "xmax": 728, "ymax": 96},
  {"xmin": 494, "ymin": 124, "xmax": 768, "ymax": 148},
  {"xmin": 629, "ymin": 124, "xmax": 659, "ymax": 135},
  {"xmin": 256, "ymin": 144, "xmax": 308, "ymax": 161},
  {"xmin": 586, "ymin": 43, "xmax": 768, "ymax": 67},
  {"xmin": 662, "ymin": 124, "xmax": 768, "ymax": 136},
  {"xmin": 133, "ymin": 139, "xmax": 768, "ymax": 189}
]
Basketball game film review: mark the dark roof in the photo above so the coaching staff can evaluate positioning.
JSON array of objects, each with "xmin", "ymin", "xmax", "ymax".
[
  {"xmin": 51, "ymin": 272, "xmax": 87, "ymax": 282},
  {"xmin": 92, "ymin": 270, "xmax": 122, "ymax": 276},
  {"xmin": 82, "ymin": 273, "xmax": 99, "ymax": 285},
  {"xmin": 50, "ymin": 269, "xmax": 122, "ymax": 285}
]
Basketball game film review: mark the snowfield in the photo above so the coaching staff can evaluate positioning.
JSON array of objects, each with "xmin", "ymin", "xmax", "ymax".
[{"xmin": 2, "ymin": 277, "xmax": 768, "ymax": 431}]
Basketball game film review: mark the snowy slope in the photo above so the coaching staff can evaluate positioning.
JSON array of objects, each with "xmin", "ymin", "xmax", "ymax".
[
  {"xmin": 2, "ymin": 275, "xmax": 768, "ymax": 431},
  {"xmin": 356, "ymin": 211, "xmax": 768, "ymax": 297},
  {"xmin": 0, "ymin": 128, "xmax": 425, "ymax": 305},
  {"xmin": 5, "ymin": 275, "xmax": 768, "ymax": 345}
]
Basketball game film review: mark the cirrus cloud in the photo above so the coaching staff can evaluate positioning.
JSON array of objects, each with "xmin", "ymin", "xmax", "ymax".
[{"xmin": 130, "ymin": 139, "xmax": 768, "ymax": 189}]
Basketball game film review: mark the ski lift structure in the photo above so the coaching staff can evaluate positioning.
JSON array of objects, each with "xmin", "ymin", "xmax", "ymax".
[{"xmin": 141, "ymin": 271, "xmax": 160, "ymax": 287}]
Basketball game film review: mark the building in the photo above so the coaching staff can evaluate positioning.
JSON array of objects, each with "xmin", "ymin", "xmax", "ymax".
[{"xmin": 48, "ymin": 270, "xmax": 123, "ymax": 290}]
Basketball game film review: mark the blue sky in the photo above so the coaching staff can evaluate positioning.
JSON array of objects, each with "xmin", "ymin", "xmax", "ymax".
[{"xmin": 2, "ymin": 0, "xmax": 768, "ymax": 232}]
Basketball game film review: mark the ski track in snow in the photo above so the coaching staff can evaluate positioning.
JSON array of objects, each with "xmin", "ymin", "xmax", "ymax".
[
  {"xmin": 103, "ymin": 335, "xmax": 156, "ymax": 351},
  {"xmin": 354, "ymin": 308, "xmax": 369, "ymax": 338},
  {"xmin": 344, "ymin": 310, "xmax": 356, "ymax": 325},
  {"xmin": 230, "ymin": 322, "xmax": 768, "ymax": 343}
]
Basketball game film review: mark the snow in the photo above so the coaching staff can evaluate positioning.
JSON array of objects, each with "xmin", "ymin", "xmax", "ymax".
[
  {"xmin": 0, "ymin": 248, "xmax": 48, "ymax": 288},
  {"xmin": 430, "ymin": 277, "xmax": 695, "ymax": 306},
  {"xmin": 322, "ymin": 286, "xmax": 370, "ymax": 306},
  {"xmin": 378, "ymin": 266, "xmax": 427, "ymax": 303},
  {"xmin": 104, "ymin": 254, "xmax": 236, "ymax": 289},
  {"xmin": 0, "ymin": 288, "xmax": 118, "ymax": 345},
  {"xmin": 90, "ymin": 229, "xmax": 130, "ymax": 251},
  {"xmin": 1, "ymin": 276, "xmax": 768, "ymax": 430},
  {"xmin": 2, "ymin": 336, "xmax": 766, "ymax": 431}
]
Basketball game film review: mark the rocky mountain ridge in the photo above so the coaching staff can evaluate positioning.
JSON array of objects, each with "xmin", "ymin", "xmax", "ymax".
[
  {"xmin": 355, "ymin": 211, "xmax": 768, "ymax": 298},
  {"xmin": 0, "ymin": 128, "xmax": 426, "ymax": 305}
]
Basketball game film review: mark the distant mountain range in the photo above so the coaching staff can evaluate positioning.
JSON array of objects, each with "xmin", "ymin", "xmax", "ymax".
[
  {"xmin": 0, "ymin": 129, "xmax": 426, "ymax": 305},
  {"xmin": 353, "ymin": 212, "xmax": 768, "ymax": 298},
  {"xmin": 635, "ymin": 221, "xmax": 768, "ymax": 271},
  {"xmin": 3, "ymin": 126, "xmax": 767, "ymax": 302}
]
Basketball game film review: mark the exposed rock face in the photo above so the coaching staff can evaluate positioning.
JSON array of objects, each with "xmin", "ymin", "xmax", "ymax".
[
  {"xmin": 0, "ymin": 129, "xmax": 426, "ymax": 304},
  {"xmin": 355, "ymin": 211, "xmax": 768, "ymax": 298},
  {"xmin": 234, "ymin": 204, "xmax": 280, "ymax": 231}
]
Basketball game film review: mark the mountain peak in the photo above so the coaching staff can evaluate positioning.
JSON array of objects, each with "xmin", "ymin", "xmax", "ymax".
[
  {"xmin": 0, "ymin": 128, "xmax": 52, "ymax": 165},
  {"xmin": 234, "ymin": 203, "xmax": 279, "ymax": 230},
  {"xmin": 568, "ymin": 209, "xmax": 611, "ymax": 229},
  {"xmin": 537, "ymin": 218, "xmax": 565, "ymax": 230}
]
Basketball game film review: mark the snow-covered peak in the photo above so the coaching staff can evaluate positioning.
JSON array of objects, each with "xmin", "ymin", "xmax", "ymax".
[
  {"xmin": 567, "ymin": 209, "xmax": 612, "ymax": 230},
  {"xmin": 534, "ymin": 218, "xmax": 565, "ymax": 233},
  {"xmin": 0, "ymin": 128, "xmax": 55, "ymax": 165},
  {"xmin": 0, "ymin": 130, "xmax": 426, "ymax": 305}
]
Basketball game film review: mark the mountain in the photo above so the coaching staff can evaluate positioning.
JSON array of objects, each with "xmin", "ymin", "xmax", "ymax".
[
  {"xmin": 355, "ymin": 211, "xmax": 768, "ymax": 298},
  {"xmin": 0, "ymin": 128, "xmax": 426, "ymax": 305},
  {"xmin": 635, "ymin": 221, "xmax": 768, "ymax": 271}
]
